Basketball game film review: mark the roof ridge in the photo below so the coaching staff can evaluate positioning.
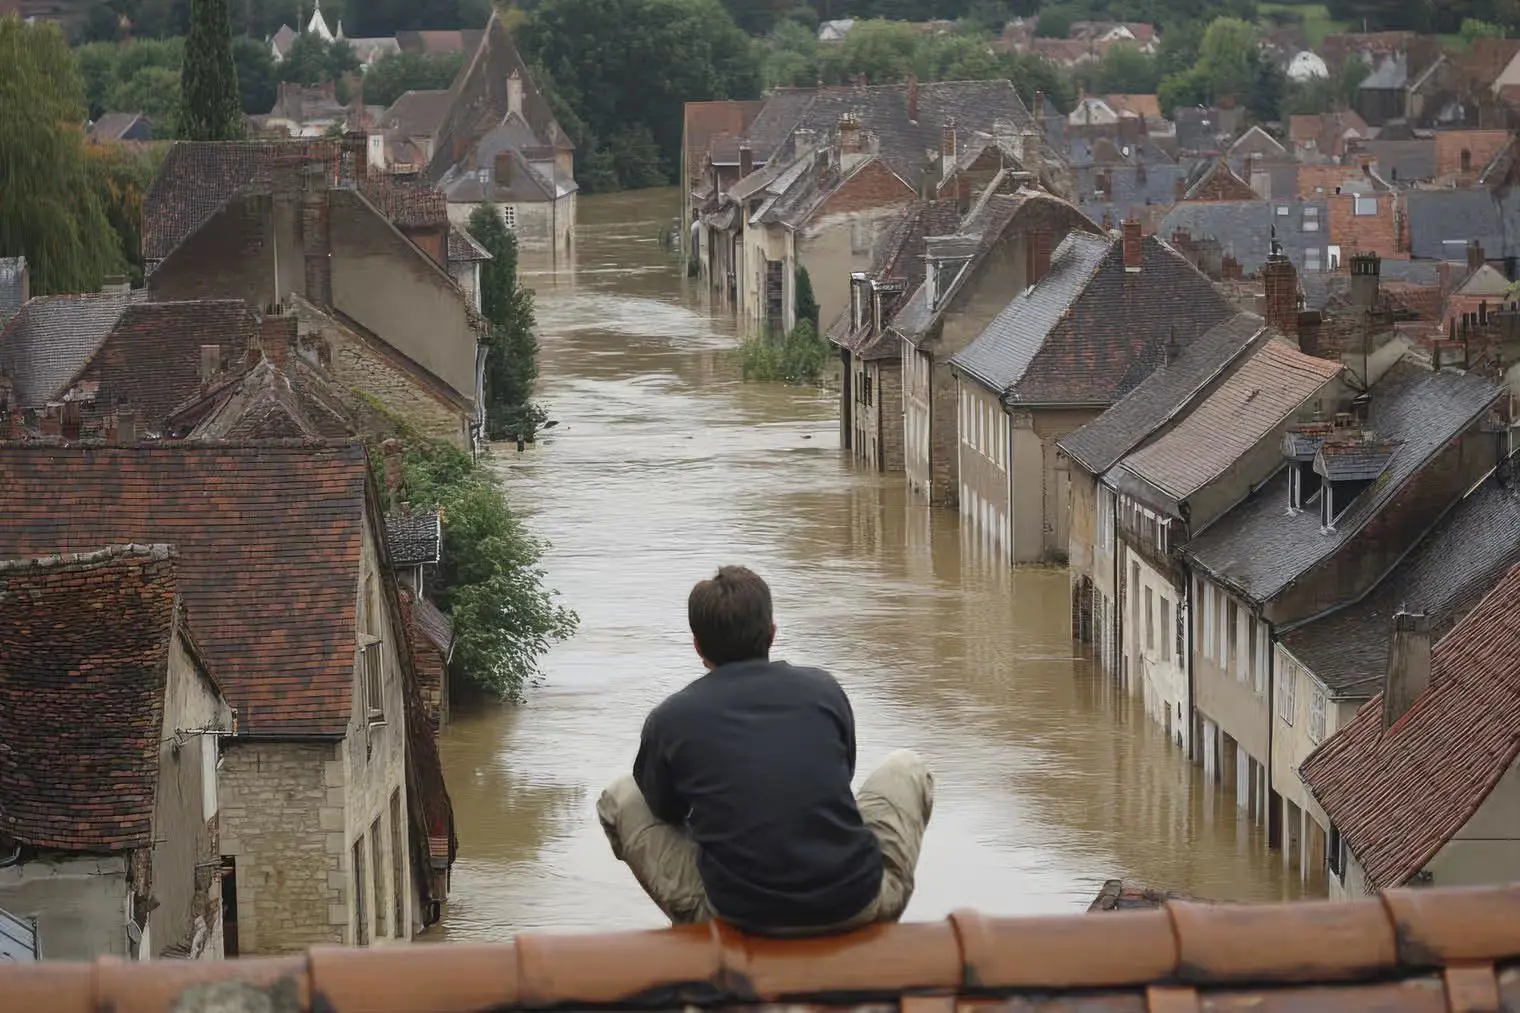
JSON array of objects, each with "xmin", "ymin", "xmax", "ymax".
[{"xmin": 0, "ymin": 543, "xmax": 176, "ymax": 573}]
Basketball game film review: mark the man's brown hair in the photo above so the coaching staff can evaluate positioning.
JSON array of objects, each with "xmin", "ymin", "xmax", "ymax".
[{"xmin": 688, "ymin": 565, "xmax": 774, "ymax": 666}]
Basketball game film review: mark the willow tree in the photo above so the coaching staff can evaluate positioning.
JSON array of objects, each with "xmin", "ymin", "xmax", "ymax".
[
  {"xmin": 0, "ymin": 19, "xmax": 121, "ymax": 294},
  {"xmin": 181, "ymin": 0, "xmax": 244, "ymax": 140}
]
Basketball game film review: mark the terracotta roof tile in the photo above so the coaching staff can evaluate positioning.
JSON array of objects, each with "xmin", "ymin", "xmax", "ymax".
[
  {"xmin": 0, "ymin": 441, "xmax": 369, "ymax": 737},
  {"xmin": 1115, "ymin": 338, "xmax": 1343, "ymax": 504},
  {"xmin": 448, "ymin": 225, "xmax": 492, "ymax": 264},
  {"xmin": 3, "ymin": 886, "xmax": 1520, "ymax": 1010},
  {"xmin": 0, "ymin": 545, "xmax": 184, "ymax": 851},
  {"xmin": 379, "ymin": 89, "xmax": 452, "ymax": 139},
  {"xmin": 0, "ymin": 291, "xmax": 146, "ymax": 409},
  {"xmin": 1301, "ymin": 561, "xmax": 1520, "ymax": 889},
  {"xmin": 56, "ymin": 300, "xmax": 261, "ymax": 434},
  {"xmin": 166, "ymin": 356, "xmax": 355, "ymax": 442}
]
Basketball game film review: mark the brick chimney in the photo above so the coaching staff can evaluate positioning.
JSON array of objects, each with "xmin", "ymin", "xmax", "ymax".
[
  {"xmin": 1262, "ymin": 250, "xmax": 1300, "ymax": 338},
  {"xmin": 1467, "ymin": 239, "xmax": 1486, "ymax": 273},
  {"xmin": 839, "ymin": 114, "xmax": 861, "ymax": 155},
  {"xmin": 261, "ymin": 304, "xmax": 295, "ymax": 370},
  {"xmin": 738, "ymin": 143, "xmax": 754, "ymax": 178},
  {"xmin": 1174, "ymin": 176, "xmax": 1186, "ymax": 202},
  {"xmin": 1028, "ymin": 229, "xmax": 1052, "ymax": 285},
  {"xmin": 1122, "ymin": 220, "xmax": 1142, "ymax": 273},
  {"xmin": 907, "ymin": 74, "xmax": 919, "ymax": 123},
  {"xmin": 1382, "ymin": 611, "xmax": 1431, "ymax": 731},
  {"xmin": 1350, "ymin": 251, "xmax": 1380, "ymax": 311},
  {"xmin": 1296, "ymin": 310, "xmax": 1323, "ymax": 356}
]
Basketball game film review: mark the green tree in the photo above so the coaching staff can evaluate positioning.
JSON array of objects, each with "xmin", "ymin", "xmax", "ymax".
[
  {"xmin": 1460, "ymin": 17, "xmax": 1508, "ymax": 39},
  {"xmin": 0, "ymin": 19, "xmax": 123, "ymax": 294},
  {"xmin": 181, "ymin": 0, "xmax": 244, "ymax": 139},
  {"xmin": 277, "ymin": 32, "xmax": 331, "ymax": 85},
  {"xmin": 363, "ymin": 50, "xmax": 466, "ymax": 107},
  {"xmin": 519, "ymin": 0, "xmax": 761, "ymax": 190},
  {"xmin": 399, "ymin": 441, "xmax": 577, "ymax": 701},
  {"xmin": 231, "ymin": 34, "xmax": 278, "ymax": 113},
  {"xmin": 1093, "ymin": 44, "xmax": 1158, "ymax": 94},
  {"xmin": 919, "ymin": 31, "xmax": 1003, "ymax": 80},
  {"xmin": 794, "ymin": 265, "xmax": 819, "ymax": 331},
  {"xmin": 820, "ymin": 17, "xmax": 920, "ymax": 81},
  {"xmin": 467, "ymin": 203, "xmax": 544, "ymax": 440},
  {"xmin": 1033, "ymin": 4, "xmax": 1076, "ymax": 37},
  {"xmin": 760, "ymin": 19, "xmax": 820, "ymax": 89}
]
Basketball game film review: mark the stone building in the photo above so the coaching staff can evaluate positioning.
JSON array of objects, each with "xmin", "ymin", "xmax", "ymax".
[
  {"xmin": 0, "ymin": 545, "xmax": 232, "ymax": 960},
  {"xmin": 0, "ymin": 442, "xmax": 457, "ymax": 955},
  {"xmin": 430, "ymin": 12, "xmax": 577, "ymax": 252},
  {"xmin": 140, "ymin": 139, "xmax": 486, "ymax": 447},
  {"xmin": 829, "ymin": 200, "xmax": 960, "ymax": 472},
  {"xmin": 890, "ymin": 188, "xmax": 1100, "ymax": 507},
  {"xmin": 948, "ymin": 222, "xmax": 1233, "ymax": 561}
]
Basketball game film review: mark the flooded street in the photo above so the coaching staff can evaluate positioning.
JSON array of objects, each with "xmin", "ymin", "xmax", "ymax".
[{"xmin": 435, "ymin": 188, "xmax": 1300, "ymax": 941}]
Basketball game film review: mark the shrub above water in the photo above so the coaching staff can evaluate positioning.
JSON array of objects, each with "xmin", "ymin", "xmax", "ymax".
[{"xmin": 738, "ymin": 321, "xmax": 831, "ymax": 385}]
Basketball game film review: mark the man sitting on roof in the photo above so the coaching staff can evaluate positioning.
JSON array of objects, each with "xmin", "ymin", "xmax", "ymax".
[{"xmin": 598, "ymin": 565, "xmax": 934, "ymax": 936}]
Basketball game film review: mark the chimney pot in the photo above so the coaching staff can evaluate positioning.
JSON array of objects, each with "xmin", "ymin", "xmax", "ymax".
[
  {"xmin": 261, "ymin": 308, "xmax": 295, "ymax": 370},
  {"xmin": 1122, "ymin": 220, "xmax": 1142, "ymax": 272},
  {"xmin": 1382, "ymin": 611, "xmax": 1432, "ymax": 731},
  {"xmin": 738, "ymin": 143, "xmax": 754, "ymax": 178}
]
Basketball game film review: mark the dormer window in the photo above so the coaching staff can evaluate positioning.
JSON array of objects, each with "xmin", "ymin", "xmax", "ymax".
[
  {"xmin": 1281, "ymin": 424, "xmax": 1331, "ymax": 513},
  {"xmin": 1314, "ymin": 437, "xmax": 1401, "ymax": 530}
]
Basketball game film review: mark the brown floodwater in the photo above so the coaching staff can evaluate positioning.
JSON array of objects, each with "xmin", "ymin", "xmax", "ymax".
[{"xmin": 434, "ymin": 188, "xmax": 1302, "ymax": 941}]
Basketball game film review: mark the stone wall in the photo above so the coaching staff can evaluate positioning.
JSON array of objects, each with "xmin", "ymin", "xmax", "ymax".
[{"xmin": 217, "ymin": 740, "xmax": 345, "ymax": 954}]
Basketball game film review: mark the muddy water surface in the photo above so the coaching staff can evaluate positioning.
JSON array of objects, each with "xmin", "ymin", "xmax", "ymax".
[{"xmin": 435, "ymin": 189, "xmax": 1300, "ymax": 941}]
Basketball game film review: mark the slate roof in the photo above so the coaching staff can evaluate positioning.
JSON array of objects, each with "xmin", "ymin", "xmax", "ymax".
[
  {"xmin": 684, "ymin": 99, "xmax": 767, "ymax": 181},
  {"xmin": 1405, "ymin": 188, "xmax": 1520, "ymax": 260},
  {"xmin": 1111, "ymin": 339, "xmax": 1344, "ymax": 511},
  {"xmin": 142, "ymin": 141, "xmax": 449, "ymax": 265},
  {"xmin": 749, "ymin": 81, "xmax": 1037, "ymax": 192},
  {"xmin": 953, "ymin": 231, "xmax": 1234, "ymax": 405},
  {"xmin": 1059, "ymin": 312, "xmax": 1267, "ymax": 476},
  {"xmin": 0, "ymin": 442, "xmax": 373, "ymax": 737},
  {"xmin": 87, "ymin": 111, "xmax": 147, "ymax": 142},
  {"xmin": 426, "ymin": 12, "xmax": 571, "ymax": 184},
  {"xmin": 395, "ymin": 29, "xmax": 484, "ymax": 56},
  {"xmin": 1299, "ymin": 259, "xmax": 1443, "ymax": 313},
  {"xmin": 385, "ymin": 510, "xmax": 441, "ymax": 566},
  {"xmin": 8, "ymin": 884, "xmax": 1520, "ymax": 1010},
  {"xmin": 56, "ymin": 300, "xmax": 262, "ymax": 434},
  {"xmin": 0, "ymin": 545, "xmax": 208, "ymax": 851},
  {"xmin": 1317, "ymin": 439, "xmax": 1400, "ymax": 481},
  {"xmin": 1159, "ymin": 200, "xmax": 1329, "ymax": 277},
  {"xmin": 1281, "ymin": 453, "xmax": 1520, "ymax": 698},
  {"xmin": 848, "ymin": 200, "xmax": 961, "ymax": 360},
  {"xmin": 0, "ymin": 290, "xmax": 145, "ymax": 409},
  {"xmin": 380, "ymin": 89, "xmax": 452, "ymax": 139},
  {"xmin": 0, "ymin": 257, "xmax": 27, "ymax": 321},
  {"xmin": 1362, "ymin": 139, "xmax": 1436, "ymax": 182},
  {"xmin": 1300, "ymin": 559, "xmax": 1520, "ymax": 890},
  {"xmin": 1182, "ymin": 368, "xmax": 1505, "ymax": 605}
]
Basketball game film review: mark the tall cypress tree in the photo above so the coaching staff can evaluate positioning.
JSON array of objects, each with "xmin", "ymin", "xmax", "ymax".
[
  {"xmin": 181, "ymin": 0, "xmax": 244, "ymax": 140},
  {"xmin": 467, "ymin": 203, "xmax": 544, "ymax": 441}
]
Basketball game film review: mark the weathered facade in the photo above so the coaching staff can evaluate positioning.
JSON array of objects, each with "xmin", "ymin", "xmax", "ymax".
[
  {"xmin": 0, "ymin": 546, "xmax": 232, "ymax": 961},
  {"xmin": 0, "ymin": 443, "xmax": 456, "ymax": 955}
]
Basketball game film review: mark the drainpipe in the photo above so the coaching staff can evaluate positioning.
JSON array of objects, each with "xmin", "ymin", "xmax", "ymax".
[{"xmin": 1182, "ymin": 558, "xmax": 1196, "ymax": 762}]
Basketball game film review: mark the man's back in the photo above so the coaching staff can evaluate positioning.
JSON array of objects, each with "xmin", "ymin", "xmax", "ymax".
[{"xmin": 634, "ymin": 659, "xmax": 884, "ymax": 931}]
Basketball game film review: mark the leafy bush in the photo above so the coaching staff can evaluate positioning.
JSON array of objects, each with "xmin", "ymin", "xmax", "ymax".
[
  {"xmin": 738, "ymin": 321, "xmax": 831, "ymax": 384},
  {"xmin": 398, "ymin": 440, "xmax": 578, "ymax": 701}
]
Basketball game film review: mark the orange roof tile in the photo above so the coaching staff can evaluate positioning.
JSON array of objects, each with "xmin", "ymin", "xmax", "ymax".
[
  {"xmin": 3, "ymin": 887, "xmax": 1520, "ymax": 1011},
  {"xmin": 1300, "ymin": 560, "xmax": 1520, "ymax": 890}
]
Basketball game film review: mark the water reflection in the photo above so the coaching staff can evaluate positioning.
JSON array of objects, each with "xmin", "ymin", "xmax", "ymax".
[{"xmin": 434, "ymin": 188, "xmax": 1298, "ymax": 941}]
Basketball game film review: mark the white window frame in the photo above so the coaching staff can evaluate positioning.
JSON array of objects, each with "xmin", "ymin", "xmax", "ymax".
[
  {"xmin": 1254, "ymin": 620, "xmax": 1268, "ymax": 696},
  {"xmin": 501, "ymin": 204, "xmax": 518, "ymax": 230},
  {"xmin": 1160, "ymin": 597, "xmax": 1171, "ymax": 662},
  {"xmin": 1278, "ymin": 656, "xmax": 1296, "ymax": 725},
  {"xmin": 1305, "ymin": 247, "xmax": 1322, "ymax": 272},
  {"xmin": 1309, "ymin": 685, "xmax": 1327, "ymax": 743},
  {"xmin": 1354, "ymin": 194, "xmax": 1378, "ymax": 216},
  {"xmin": 360, "ymin": 640, "xmax": 385, "ymax": 722}
]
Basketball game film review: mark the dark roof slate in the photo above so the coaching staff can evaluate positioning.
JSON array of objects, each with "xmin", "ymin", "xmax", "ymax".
[
  {"xmin": 1159, "ymin": 200, "xmax": 1330, "ymax": 276},
  {"xmin": 0, "ymin": 545, "xmax": 193, "ymax": 851},
  {"xmin": 380, "ymin": 89, "xmax": 452, "ymax": 139},
  {"xmin": 1281, "ymin": 453, "xmax": 1520, "ymax": 698},
  {"xmin": 0, "ymin": 290, "xmax": 146, "ymax": 409},
  {"xmin": 1405, "ymin": 188, "xmax": 1520, "ymax": 260},
  {"xmin": 1183, "ymin": 369, "xmax": 1505, "ymax": 604},
  {"xmin": 385, "ymin": 511, "xmax": 441, "ymax": 566},
  {"xmin": 0, "ymin": 442, "xmax": 372, "ymax": 737}
]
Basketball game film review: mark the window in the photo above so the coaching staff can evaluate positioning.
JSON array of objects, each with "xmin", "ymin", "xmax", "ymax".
[
  {"xmin": 1305, "ymin": 247, "xmax": 1322, "ymax": 272},
  {"xmin": 1278, "ymin": 658, "xmax": 1296, "ymax": 725},
  {"xmin": 1145, "ymin": 586, "xmax": 1155, "ymax": 651},
  {"xmin": 371, "ymin": 819, "xmax": 386, "ymax": 937},
  {"xmin": 1354, "ymin": 194, "xmax": 1378, "ymax": 216},
  {"xmin": 1327, "ymin": 245, "xmax": 1342, "ymax": 270},
  {"xmin": 1327, "ymin": 824, "xmax": 1345, "ymax": 880},
  {"xmin": 360, "ymin": 641, "xmax": 384, "ymax": 721},
  {"xmin": 1227, "ymin": 600, "xmax": 1239, "ymax": 675},
  {"xmin": 1302, "ymin": 206, "xmax": 1319, "ymax": 232},
  {"xmin": 1309, "ymin": 686, "xmax": 1327, "ymax": 744},
  {"xmin": 501, "ymin": 205, "xmax": 517, "ymax": 230},
  {"xmin": 1254, "ymin": 623, "xmax": 1268, "ymax": 696},
  {"xmin": 390, "ymin": 791, "xmax": 406, "ymax": 940},
  {"xmin": 1460, "ymin": 148, "xmax": 1472, "ymax": 172},
  {"xmin": 1176, "ymin": 597, "xmax": 1185, "ymax": 661},
  {"xmin": 1160, "ymin": 598, "xmax": 1171, "ymax": 661},
  {"xmin": 1275, "ymin": 204, "xmax": 1289, "ymax": 216},
  {"xmin": 1131, "ymin": 562, "xmax": 1141, "ymax": 646},
  {"xmin": 201, "ymin": 735, "xmax": 218, "ymax": 820},
  {"xmin": 1201, "ymin": 578, "xmax": 1213, "ymax": 660},
  {"xmin": 353, "ymin": 837, "xmax": 369, "ymax": 946}
]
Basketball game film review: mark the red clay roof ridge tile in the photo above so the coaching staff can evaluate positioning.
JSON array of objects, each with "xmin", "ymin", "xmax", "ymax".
[{"xmin": 4, "ymin": 886, "xmax": 1520, "ymax": 1011}]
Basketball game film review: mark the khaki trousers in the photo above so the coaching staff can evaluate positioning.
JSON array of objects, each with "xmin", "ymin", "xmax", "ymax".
[{"xmin": 597, "ymin": 749, "xmax": 934, "ymax": 936}]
